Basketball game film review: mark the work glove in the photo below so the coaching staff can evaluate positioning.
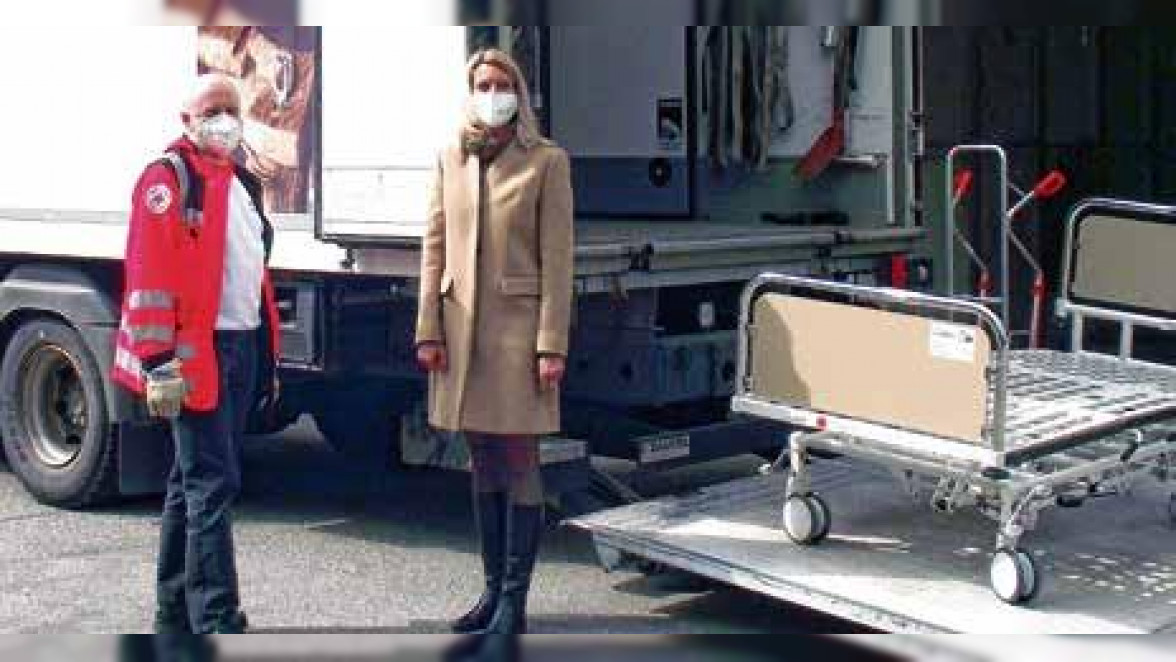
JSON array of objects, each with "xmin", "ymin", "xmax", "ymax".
[{"xmin": 145, "ymin": 359, "xmax": 187, "ymax": 420}]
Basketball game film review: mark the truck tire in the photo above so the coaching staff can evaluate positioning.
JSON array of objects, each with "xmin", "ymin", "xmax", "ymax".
[
  {"xmin": 312, "ymin": 380, "xmax": 404, "ymax": 468},
  {"xmin": 0, "ymin": 318, "xmax": 117, "ymax": 508}
]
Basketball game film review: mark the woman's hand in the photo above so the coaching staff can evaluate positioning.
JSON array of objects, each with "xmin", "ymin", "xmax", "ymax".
[
  {"xmin": 538, "ymin": 355, "xmax": 566, "ymax": 391},
  {"xmin": 417, "ymin": 343, "xmax": 449, "ymax": 373}
]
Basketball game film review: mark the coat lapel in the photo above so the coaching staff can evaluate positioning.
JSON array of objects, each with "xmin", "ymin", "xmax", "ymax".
[
  {"xmin": 465, "ymin": 153, "xmax": 482, "ymax": 219},
  {"xmin": 463, "ymin": 154, "xmax": 483, "ymax": 275}
]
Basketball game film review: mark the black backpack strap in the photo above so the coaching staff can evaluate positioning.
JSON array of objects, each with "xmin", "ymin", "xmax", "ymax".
[
  {"xmin": 235, "ymin": 164, "xmax": 275, "ymax": 263},
  {"xmin": 157, "ymin": 150, "xmax": 204, "ymax": 228}
]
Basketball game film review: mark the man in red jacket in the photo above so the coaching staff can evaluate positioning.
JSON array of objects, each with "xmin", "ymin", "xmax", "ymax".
[{"xmin": 114, "ymin": 73, "xmax": 280, "ymax": 637}]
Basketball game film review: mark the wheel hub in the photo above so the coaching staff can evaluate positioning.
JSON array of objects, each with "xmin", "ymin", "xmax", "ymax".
[
  {"xmin": 19, "ymin": 345, "xmax": 88, "ymax": 468},
  {"xmin": 990, "ymin": 551, "xmax": 1021, "ymax": 601}
]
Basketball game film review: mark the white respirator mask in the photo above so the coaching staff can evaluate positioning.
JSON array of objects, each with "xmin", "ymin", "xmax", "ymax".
[
  {"xmin": 473, "ymin": 91, "xmax": 519, "ymax": 128},
  {"xmin": 194, "ymin": 112, "xmax": 244, "ymax": 156}
]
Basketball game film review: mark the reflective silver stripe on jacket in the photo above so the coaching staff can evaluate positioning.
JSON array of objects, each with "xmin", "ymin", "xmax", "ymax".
[
  {"xmin": 127, "ymin": 325, "xmax": 175, "ymax": 345},
  {"xmin": 128, "ymin": 290, "xmax": 176, "ymax": 312},
  {"xmin": 114, "ymin": 348, "xmax": 143, "ymax": 378},
  {"xmin": 176, "ymin": 344, "xmax": 197, "ymax": 361}
]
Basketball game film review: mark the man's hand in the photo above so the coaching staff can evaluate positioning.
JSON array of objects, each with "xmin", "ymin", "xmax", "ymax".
[
  {"xmin": 538, "ymin": 355, "xmax": 566, "ymax": 391},
  {"xmin": 145, "ymin": 359, "xmax": 187, "ymax": 420},
  {"xmin": 417, "ymin": 343, "xmax": 449, "ymax": 373}
]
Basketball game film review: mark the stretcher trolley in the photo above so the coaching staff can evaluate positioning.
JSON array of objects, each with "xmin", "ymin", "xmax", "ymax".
[{"xmin": 732, "ymin": 198, "xmax": 1176, "ymax": 605}]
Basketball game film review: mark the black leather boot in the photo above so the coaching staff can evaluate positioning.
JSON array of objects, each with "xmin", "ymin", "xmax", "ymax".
[
  {"xmin": 453, "ymin": 491, "xmax": 509, "ymax": 633},
  {"xmin": 475, "ymin": 504, "xmax": 544, "ymax": 662}
]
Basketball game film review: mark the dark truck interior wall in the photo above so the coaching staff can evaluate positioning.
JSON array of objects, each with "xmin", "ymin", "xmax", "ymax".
[{"xmin": 923, "ymin": 27, "xmax": 1176, "ymax": 350}]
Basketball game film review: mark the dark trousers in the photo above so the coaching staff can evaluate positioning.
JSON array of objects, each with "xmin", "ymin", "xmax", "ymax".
[{"xmin": 156, "ymin": 330, "xmax": 257, "ymax": 634}]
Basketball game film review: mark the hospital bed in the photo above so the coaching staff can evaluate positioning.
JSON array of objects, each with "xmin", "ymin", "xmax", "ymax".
[{"xmin": 731, "ymin": 198, "xmax": 1176, "ymax": 604}]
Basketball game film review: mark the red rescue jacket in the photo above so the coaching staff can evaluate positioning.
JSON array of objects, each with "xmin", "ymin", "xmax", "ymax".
[{"xmin": 113, "ymin": 137, "xmax": 281, "ymax": 413}]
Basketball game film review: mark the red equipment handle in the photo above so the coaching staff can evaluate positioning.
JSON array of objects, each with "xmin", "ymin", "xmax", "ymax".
[
  {"xmin": 978, "ymin": 271, "xmax": 993, "ymax": 300},
  {"xmin": 1031, "ymin": 170, "xmax": 1067, "ymax": 200},
  {"xmin": 953, "ymin": 170, "xmax": 975, "ymax": 204},
  {"xmin": 1030, "ymin": 273, "xmax": 1047, "ymax": 349}
]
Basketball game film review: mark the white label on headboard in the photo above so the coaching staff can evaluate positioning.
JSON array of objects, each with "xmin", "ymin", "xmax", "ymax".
[{"xmin": 929, "ymin": 323, "xmax": 978, "ymax": 364}]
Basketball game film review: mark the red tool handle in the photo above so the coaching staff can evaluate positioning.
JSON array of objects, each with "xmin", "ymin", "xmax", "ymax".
[
  {"xmin": 953, "ymin": 170, "xmax": 975, "ymax": 204},
  {"xmin": 978, "ymin": 271, "xmax": 993, "ymax": 300},
  {"xmin": 1031, "ymin": 170, "xmax": 1067, "ymax": 200},
  {"xmin": 1030, "ymin": 274, "xmax": 1047, "ymax": 349}
]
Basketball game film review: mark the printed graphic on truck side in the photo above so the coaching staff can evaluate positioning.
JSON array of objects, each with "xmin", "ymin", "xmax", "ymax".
[{"xmin": 198, "ymin": 27, "xmax": 320, "ymax": 215}]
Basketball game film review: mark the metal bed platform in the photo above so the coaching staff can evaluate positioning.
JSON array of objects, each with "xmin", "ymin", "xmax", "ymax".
[
  {"xmin": 731, "ymin": 199, "xmax": 1176, "ymax": 605},
  {"xmin": 1002, "ymin": 350, "xmax": 1176, "ymax": 460}
]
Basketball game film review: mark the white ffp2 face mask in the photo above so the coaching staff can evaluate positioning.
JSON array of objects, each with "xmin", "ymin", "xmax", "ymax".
[
  {"xmin": 473, "ymin": 91, "xmax": 519, "ymax": 128},
  {"xmin": 195, "ymin": 113, "xmax": 243, "ymax": 156}
]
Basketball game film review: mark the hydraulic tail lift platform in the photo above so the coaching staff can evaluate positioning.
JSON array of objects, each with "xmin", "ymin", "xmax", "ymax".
[{"xmin": 571, "ymin": 459, "xmax": 1176, "ymax": 634}]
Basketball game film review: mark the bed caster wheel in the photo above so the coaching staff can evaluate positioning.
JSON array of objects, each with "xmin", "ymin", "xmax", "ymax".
[
  {"xmin": 810, "ymin": 495, "xmax": 832, "ymax": 542},
  {"xmin": 990, "ymin": 548, "xmax": 1041, "ymax": 605},
  {"xmin": 783, "ymin": 494, "xmax": 831, "ymax": 545}
]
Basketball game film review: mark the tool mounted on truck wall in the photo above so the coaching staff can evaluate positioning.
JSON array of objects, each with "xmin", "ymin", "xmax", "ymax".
[{"xmin": 795, "ymin": 26, "xmax": 861, "ymax": 181}]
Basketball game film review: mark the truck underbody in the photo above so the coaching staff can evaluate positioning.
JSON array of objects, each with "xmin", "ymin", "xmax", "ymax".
[{"xmin": 0, "ymin": 214, "xmax": 923, "ymax": 511}]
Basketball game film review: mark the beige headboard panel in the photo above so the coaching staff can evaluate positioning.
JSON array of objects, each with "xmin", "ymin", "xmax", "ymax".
[
  {"xmin": 750, "ymin": 294, "xmax": 992, "ymax": 444},
  {"xmin": 1071, "ymin": 214, "xmax": 1176, "ymax": 315}
]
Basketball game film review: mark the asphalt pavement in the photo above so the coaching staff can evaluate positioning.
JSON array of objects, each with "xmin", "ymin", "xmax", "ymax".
[{"xmin": 0, "ymin": 418, "xmax": 861, "ymax": 639}]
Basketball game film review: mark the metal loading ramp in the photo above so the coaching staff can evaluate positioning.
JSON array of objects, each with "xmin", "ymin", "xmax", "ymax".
[{"xmin": 570, "ymin": 459, "xmax": 1176, "ymax": 634}]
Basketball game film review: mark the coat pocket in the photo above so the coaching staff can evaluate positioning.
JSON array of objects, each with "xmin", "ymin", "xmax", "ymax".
[{"xmin": 500, "ymin": 275, "xmax": 541, "ymax": 297}]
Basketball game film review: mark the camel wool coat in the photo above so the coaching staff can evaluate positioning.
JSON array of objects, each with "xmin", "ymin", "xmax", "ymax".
[{"xmin": 415, "ymin": 139, "xmax": 575, "ymax": 435}]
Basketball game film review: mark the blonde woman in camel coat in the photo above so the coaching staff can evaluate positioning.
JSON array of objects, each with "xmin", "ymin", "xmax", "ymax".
[{"xmin": 415, "ymin": 48, "xmax": 574, "ymax": 660}]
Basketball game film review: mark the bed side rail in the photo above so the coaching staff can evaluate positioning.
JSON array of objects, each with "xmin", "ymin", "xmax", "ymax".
[
  {"xmin": 737, "ymin": 274, "xmax": 1011, "ymax": 449},
  {"xmin": 1060, "ymin": 198, "xmax": 1176, "ymax": 357}
]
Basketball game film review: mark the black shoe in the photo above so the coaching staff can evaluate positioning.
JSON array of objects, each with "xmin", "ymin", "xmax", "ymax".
[
  {"xmin": 152, "ymin": 607, "xmax": 191, "ymax": 636},
  {"xmin": 117, "ymin": 635, "xmax": 157, "ymax": 662},
  {"xmin": 211, "ymin": 611, "xmax": 248, "ymax": 634},
  {"xmin": 452, "ymin": 491, "xmax": 509, "ymax": 634},
  {"xmin": 154, "ymin": 602, "xmax": 192, "ymax": 634},
  {"xmin": 476, "ymin": 504, "xmax": 544, "ymax": 662},
  {"xmin": 149, "ymin": 634, "xmax": 217, "ymax": 662},
  {"xmin": 443, "ymin": 633, "xmax": 487, "ymax": 662}
]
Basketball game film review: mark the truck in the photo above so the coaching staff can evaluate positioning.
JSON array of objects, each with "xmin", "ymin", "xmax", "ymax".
[{"xmin": 0, "ymin": 20, "xmax": 925, "ymax": 512}]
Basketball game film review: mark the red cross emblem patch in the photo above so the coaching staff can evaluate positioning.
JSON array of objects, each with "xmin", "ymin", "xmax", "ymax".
[{"xmin": 144, "ymin": 184, "xmax": 173, "ymax": 216}]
